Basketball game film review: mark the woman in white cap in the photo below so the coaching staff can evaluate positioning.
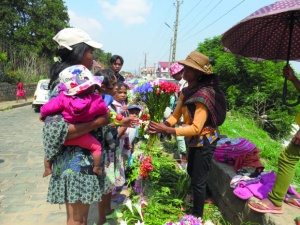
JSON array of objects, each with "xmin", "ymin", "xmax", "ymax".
[
  {"xmin": 149, "ymin": 51, "xmax": 227, "ymax": 218},
  {"xmin": 43, "ymin": 28, "xmax": 137, "ymax": 225}
]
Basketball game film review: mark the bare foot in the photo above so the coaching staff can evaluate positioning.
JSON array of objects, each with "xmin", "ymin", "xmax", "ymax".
[
  {"xmin": 93, "ymin": 167, "xmax": 102, "ymax": 176},
  {"xmin": 43, "ymin": 168, "xmax": 52, "ymax": 177},
  {"xmin": 249, "ymin": 198, "xmax": 282, "ymax": 211}
]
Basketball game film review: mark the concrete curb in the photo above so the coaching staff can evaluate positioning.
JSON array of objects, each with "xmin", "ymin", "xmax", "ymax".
[
  {"xmin": 0, "ymin": 99, "xmax": 33, "ymax": 111},
  {"xmin": 12, "ymin": 101, "xmax": 33, "ymax": 109}
]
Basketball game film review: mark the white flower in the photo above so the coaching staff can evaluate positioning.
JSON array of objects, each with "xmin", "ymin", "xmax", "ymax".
[
  {"xmin": 124, "ymin": 199, "xmax": 134, "ymax": 215},
  {"xmin": 144, "ymin": 134, "xmax": 149, "ymax": 139},
  {"xmin": 204, "ymin": 220, "xmax": 214, "ymax": 225},
  {"xmin": 120, "ymin": 218, "xmax": 128, "ymax": 225},
  {"xmin": 135, "ymin": 220, "xmax": 145, "ymax": 225},
  {"xmin": 133, "ymin": 203, "xmax": 143, "ymax": 220}
]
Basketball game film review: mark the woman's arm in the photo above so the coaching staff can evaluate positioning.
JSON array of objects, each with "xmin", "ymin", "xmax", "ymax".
[
  {"xmin": 149, "ymin": 103, "xmax": 208, "ymax": 136},
  {"xmin": 174, "ymin": 103, "xmax": 208, "ymax": 136},
  {"xmin": 66, "ymin": 112, "xmax": 110, "ymax": 140}
]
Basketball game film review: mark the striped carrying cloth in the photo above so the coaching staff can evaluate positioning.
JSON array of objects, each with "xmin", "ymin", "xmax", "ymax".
[{"xmin": 182, "ymin": 74, "xmax": 227, "ymax": 128}]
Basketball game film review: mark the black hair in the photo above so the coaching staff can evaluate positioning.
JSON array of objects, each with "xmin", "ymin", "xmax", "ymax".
[
  {"xmin": 48, "ymin": 43, "xmax": 93, "ymax": 89},
  {"xmin": 110, "ymin": 55, "xmax": 124, "ymax": 65},
  {"xmin": 17, "ymin": 78, "xmax": 21, "ymax": 82},
  {"xmin": 95, "ymin": 69, "xmax": 115, "ymax": 87},
  {"xmin": 116, "ymin": 80, "xmax": 128, "ymax": 90}
]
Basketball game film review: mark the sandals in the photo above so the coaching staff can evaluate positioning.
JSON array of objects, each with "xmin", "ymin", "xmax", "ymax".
[
  {"xmin": 248, "ymin": 200, "xmax": 283, "ymax": 214},
  {"xmin": 285, "ymin": 198, "xmax": 300, "ymax": 209}
]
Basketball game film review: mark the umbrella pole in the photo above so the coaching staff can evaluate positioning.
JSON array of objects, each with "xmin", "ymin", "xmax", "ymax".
[{"xmin": 282, "ymin": 12, "xmax": 300, "ymax": 107}]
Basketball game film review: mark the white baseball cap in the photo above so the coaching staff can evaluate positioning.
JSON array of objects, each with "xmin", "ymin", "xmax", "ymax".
[{"xmin": 53, "ymin": 28, "xmax": 103, "ymax": 50}]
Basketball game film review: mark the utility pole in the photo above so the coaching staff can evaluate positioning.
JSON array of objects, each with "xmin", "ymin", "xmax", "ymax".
[
  {"xmin": 168, "ymin": 37, "xmax": 173, "ymax": 78},
  {"xmin": 144, "ymin": 53, "xmax": 147, "ymax": 76},
  {"xmin": 172, "ymin": 1, "xmax": 180, "ymax": 64}
]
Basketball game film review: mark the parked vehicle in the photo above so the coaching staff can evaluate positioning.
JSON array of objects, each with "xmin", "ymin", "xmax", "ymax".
[{"xmin": 32, "ymin": 79, "xmax": 50, "ymax": 112}]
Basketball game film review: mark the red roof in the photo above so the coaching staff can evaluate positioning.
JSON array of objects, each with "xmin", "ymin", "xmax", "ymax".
[{"xmin": 159, "ymin": 62, "xmax": 169, "ymax": 68}]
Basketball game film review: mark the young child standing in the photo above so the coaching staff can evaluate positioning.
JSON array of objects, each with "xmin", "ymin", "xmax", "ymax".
[
  {"xmin": 40, "ymin": 65, "xmax": 108, "ymax": 177},
  {"xmin": 121, "ymin": 104, "xmax": 141, "ymax": 163},
  {"xmin": 112, "ymin": 81, "xmax": 129, "ymax": 116}
]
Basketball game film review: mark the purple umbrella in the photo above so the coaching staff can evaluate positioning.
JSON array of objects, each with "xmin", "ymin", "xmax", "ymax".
[{"xmin": 220, "ymin": 0, "xmax": 300, "ymax": 106}]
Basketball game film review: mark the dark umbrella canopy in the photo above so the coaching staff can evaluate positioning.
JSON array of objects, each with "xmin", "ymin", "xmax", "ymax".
[{"xmin": 220, "ymin": 0, "xmax": 300, "ymax": 106}]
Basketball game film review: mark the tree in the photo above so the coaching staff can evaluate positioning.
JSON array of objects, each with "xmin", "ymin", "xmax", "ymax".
[
  {"xmin": 0, "ymin": 0, "xmax": 69, "ymax": 57},
  {"xmin": 93, "ymin": 49, "xmax": 112, "ymax": 68},
  {"xmin": 197, "ymin": 36, "xmax": 300, "ymax": 139}
]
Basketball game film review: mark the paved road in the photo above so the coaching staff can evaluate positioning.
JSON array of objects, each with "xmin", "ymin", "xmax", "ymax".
[
  {"xmin": 0, "ymin": 106, "xmax": 124, "ymax": 225},
  {"xmin": 0, "ymin": 105, "xmax": 68, "ymax": 224}
]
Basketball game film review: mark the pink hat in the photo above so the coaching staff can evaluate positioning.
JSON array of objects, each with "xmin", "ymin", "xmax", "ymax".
[{"xmin": 169, "ymin": 62, "xmax": 184, "ymax": 76}]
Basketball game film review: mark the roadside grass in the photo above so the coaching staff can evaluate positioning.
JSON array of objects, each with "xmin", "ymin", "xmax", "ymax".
[
  {"xmin": 0, "ymin": 106, "xmax": 13, "ymax": 112},
  {"xmin": 219, "ymin": 110, "xmax": 300, "ymax": 192}
]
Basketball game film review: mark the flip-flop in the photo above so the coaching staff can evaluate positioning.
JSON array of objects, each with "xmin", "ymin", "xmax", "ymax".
[
  {"xmin": 248, "ymin": 200, "xmax": 283, "ymax": 214},
  {"xmin": 111, "ymin": 195, "xmax": 125, "ymax": 203},
  {"xmin": 285, "ymin": 198, "xmax": 300, "ymax": 209},
  {"xmin": 106, "ymin": 209, "xmax": 123, "ymax": 219}
]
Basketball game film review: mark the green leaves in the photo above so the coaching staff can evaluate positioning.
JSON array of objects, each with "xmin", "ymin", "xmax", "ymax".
[
  {"xmin": 197, "ymin": 35, "xmax": 300, "ymax": 139},
  {"xmin": 0, "ymin": 0, "xmax": 69, "ymax": 58}
]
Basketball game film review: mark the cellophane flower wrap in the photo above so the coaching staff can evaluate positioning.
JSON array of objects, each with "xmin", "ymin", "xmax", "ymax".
[{"xmin": 133, "ymin": 80, "xmax": 179, "ymax": 150}]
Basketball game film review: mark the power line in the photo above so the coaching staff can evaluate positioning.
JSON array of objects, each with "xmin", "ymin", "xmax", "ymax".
[
  {"xmin": 179, "ymin": 0, "xmax": 222, "ymax": 41},
  {"xmin": 151, "ymin": 30, "xmax": 173, "ymax": 63},
  {"xmin": 180, "ymin": 0, "xmax": 204, "ymax": 22},
  {"xmin": 148, "ymin": 13, "xmax": 176, "ymax": 60},
  {"xmin": 179, "ymin": 0, "xmax": 215, "ymax": 33},
  {"xmin": 158, "ymin": 49, "xmax": 169, "ymax": 62},
  {"xmin": 180, "ymin": 0, "xmax": 246, "ymax": 43},
  {"xmin": 145, "ymin": 3, "xmax": 174, "ymax": 53}
]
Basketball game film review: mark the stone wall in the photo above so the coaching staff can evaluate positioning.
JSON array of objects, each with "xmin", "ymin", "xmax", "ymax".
[
  {"xmin": 0, "ymin": 82, "xmax": 37, "ymax": 102},
  {"xmin": 207, "ymin": 159, "xmax": 299, "ymax": 225}
]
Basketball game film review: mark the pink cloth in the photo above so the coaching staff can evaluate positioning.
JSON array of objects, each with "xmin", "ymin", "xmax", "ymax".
[
  {"xmin": 170, "ymin": 62, "xmax": 184, "ymax": 76},
  {"xmin": 233, "ymin": 171, "xmax": 300, "ymax": 200},
  {"xmin": 17, "ymin": 83, "xmax": 25, "ymax": 97},
  {"xmin": 112, "ymin": 99, "xmax": 126, "ymax": 113},
  {"xmin": 64, "ymin": 133, "xmax": 101, "ymax": 155},
  {"xmin": 41, "ymin": 91, "xmax": 108, "ymax": 123}
]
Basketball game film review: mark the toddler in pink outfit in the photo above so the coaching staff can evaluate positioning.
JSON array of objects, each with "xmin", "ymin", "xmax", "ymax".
[{"xmin": 41, "ymin": 65, "xmax": 108, "ymax": 177}]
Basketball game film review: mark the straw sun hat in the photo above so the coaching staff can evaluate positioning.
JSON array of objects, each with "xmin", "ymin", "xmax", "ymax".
[{"xmin": 178, "ymin": 51, "xmax": 213, "ymax": 75}]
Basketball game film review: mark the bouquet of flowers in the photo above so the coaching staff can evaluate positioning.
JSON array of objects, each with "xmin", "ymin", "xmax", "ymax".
[{"xmin": 133, "ymin": 80, "xmax": 179, "ymax": 150}]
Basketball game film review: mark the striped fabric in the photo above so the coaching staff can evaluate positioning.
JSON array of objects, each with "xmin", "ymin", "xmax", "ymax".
[{"xmin": 182, "ymin": 74, "xmax": 227, "ymax": 128}]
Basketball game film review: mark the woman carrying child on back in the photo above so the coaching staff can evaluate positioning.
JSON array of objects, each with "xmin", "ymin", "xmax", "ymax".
[{"xmin": 41, "ymin": 65, "xmax": 108, "ymax": 176}]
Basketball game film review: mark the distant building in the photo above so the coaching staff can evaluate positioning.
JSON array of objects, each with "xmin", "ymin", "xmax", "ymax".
[
  {"xmin": 157, "ymin": 62, "xmax": 169, "ymax": 77},
  {"xmin": 92, "ymin": 61, "xmax": 107, "ymax": 74},
  {"xmin": 141, "ymin": 67, "xmax": 156, "ymax": 77}
]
